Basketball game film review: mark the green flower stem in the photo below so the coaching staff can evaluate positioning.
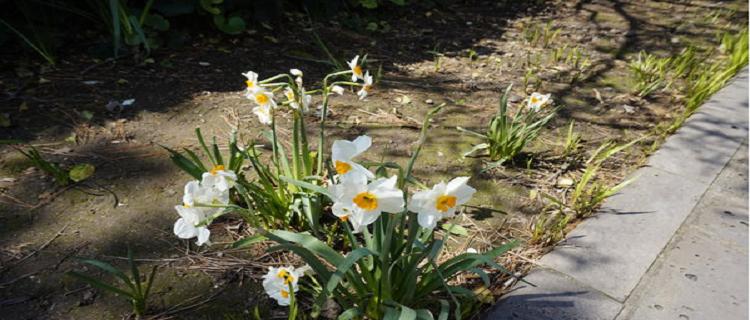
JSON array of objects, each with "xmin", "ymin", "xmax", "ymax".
[
  {"xmin": 331, "ymin": 81, "xmax": 363, "ymax": 87},
  {"xmin": 317, "ymin": 71, "xmax": 353, "ymax": 175},
  {"xmin": 260, "ymin": 74, "xmax": 293, "ymax": 84}
]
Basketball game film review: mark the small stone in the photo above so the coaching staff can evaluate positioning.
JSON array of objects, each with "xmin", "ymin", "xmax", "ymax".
[
  {"xmin": 78, "ymin": 290, "xmax": 96, "ymax": 306},
  {"xmin": 557, "ymin": 177, "xmax": 574, "ymax": 188},
  {"xmin": 425, "ymin": 99, "xmax": 434, "ymax": 104},
  {"xmin": 684, "ymin": 273, "xmax": 698, "ymax": 281}
]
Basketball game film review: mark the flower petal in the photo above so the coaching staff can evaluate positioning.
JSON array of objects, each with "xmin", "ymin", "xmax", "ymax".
[
  {"xmin": 446, "ymin": 177, "xmax": 476, "ymax": 205},
  {"xmin": 332, "ymin": 140, "xmax": 358, "ymax": 162},
  {"xmin": 173, "ymin": 217, "xmax": 197, "ymax": 239},
  {"xmin": 195, "ymin": 227, "xmax": 210, "ymax": 245},
  {"xmin": 417, "ymin": 212, "xmax": 441, "ymax": 229},
  {"xmin": 351, "ymin": 135, "xmax": 372, "ymax": 155}
]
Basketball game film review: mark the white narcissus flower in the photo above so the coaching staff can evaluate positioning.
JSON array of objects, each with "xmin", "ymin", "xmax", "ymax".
[
  {"xmin": 328, "ymin": 176, "xmax": 405, "ymax": 233},
  {"xmin": 285, "ymin": 87, "xmax": 312, "ymax": 112},
  {"xmin": 526, "ymin": 92, "xmax": 552, "ymax": 111},
  {"xmin": 290, "ymin": 69, "xmax": 303, "ymax": 86},
  {"xmin": 357, "ymin": 71, "xmax": 373, "ymax": 100},
  {"xmin": 201, "ymin": 165, "xmax": 237, "ymax": 192},
  {"xmin": 330, "ymin": 85, "xmax": 345, "ymax": 95},
  {"xmin": 173, "ymin": 205, "xmax": 211, "ymax": 245},
  {"xmin": 407, "ymin": 177, "xmax": 476, "ymax": 230},
  {"xmin": 347, "ymin": 55, "xmax": 364, "ymax": 82},
  {"xmin": 299, "ymin": 88, "xmax": 312, "ymax": 112},
  {"xmin": 253, "ymin": 104, "xmax": 272, "ymax": 125},
  {"xmin": 182, "ymin": 180, "xmax": 229, "ymax": 207},
  {"xmin": 174, "ymin": 180, "xmax": 229, "ymax": 245},
  {"xmin": 247, "ymin": 88, "xmax": 277, "ymax": 109},
  {"xmin": 242, "ymin": 71, "xmax": 260, "ymax": 93},
  {"xmin": 331, "ymin": 135, "xmax": 375, "ymax": 183},
  {"xmin": 284, "ymin": 87, "xmax": 298, "ymax": 109},
  {"xmin": 290, "ymin": 69, "xmax": 303, "ymax": 77},
  {"xmin": 263, "ymin": 266, "xmax": 304, "ymax": 306}
]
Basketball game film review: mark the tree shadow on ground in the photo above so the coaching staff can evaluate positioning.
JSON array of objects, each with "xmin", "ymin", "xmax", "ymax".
[{"xmin": 0, "ymin": 0, "xmax": 747, "ymax": 318}]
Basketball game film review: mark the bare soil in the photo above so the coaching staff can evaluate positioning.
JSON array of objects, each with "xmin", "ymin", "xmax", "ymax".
[{"xmin": 0, "ymin": 0, "xmax": 746, "ymax": 318}]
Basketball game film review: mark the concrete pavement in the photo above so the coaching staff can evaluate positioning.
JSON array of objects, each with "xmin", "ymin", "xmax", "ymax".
[{"xmin": 484, "ymin": 69, "xmax": 749, "ymax": 320}]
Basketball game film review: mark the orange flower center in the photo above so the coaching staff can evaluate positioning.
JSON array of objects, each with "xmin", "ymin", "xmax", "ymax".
[
  {"xmin": 435, "ymin": 195, "xmax": 457, "ymax": 212},
  {"xmin": 531, "ymin": 97, "xmax": 539, "ymax": 104},
  {"xmin": 340, "ymin": 215, "xmax": 349, "ymax": 222},
  {"xmin": 353, "ymin": 192, "xmax": 378, "ymax": 211},
  {"xmin": 281, "ymin": 289, "xmax": 289, "ymax": 298},
  {"xmin": 256, "ymin": 93, "xmax": 269, "ymax": 105},
  {"xmin": 335, "ymin": 160, "xmax": 352, "ymax": 174},
  {"xmin": 210, "ymin": 165, "xmax": 225, "ymax": 175},
  {"xmin": 353, "ymin": 65, "xmax": 363, "ymax": 77}
]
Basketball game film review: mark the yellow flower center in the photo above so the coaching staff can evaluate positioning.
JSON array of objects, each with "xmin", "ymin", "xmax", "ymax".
[
  {"xmin": 277, "ymin": 270, "xmax": 294, "ymax": 284},
  {"xmin": 353, "ymin": 65, "xmax": 363, "ymax": 77},
  {"xmin": 210, "ymin": 165, "xmax": 225, "ymax": 175},
  {"xmin": 246, "ymin": 80, "xmax": 255, "ymax": 88},
  {"xmin": 281, "ymin": 289, "xmax": 289, "ymax": 298},
  {"xmin": 335, "ymin": 160, "xmax": 352, "ymax": 174},
  {"xmin": 435, "ymin": 195, "xmax": 457, "ymax": 212},
  {"xmin": 256, "ymin": 93, "xmax": 269, "ymax": 105},
  {"xmin": 531, "ymin": 97, "xmax": 539, "ymax": 104},
  {"xmin": 353, "ymin": 192, "xmax": 378, "ymax": 211},
  {"xmin": 183, "ymin": 203, "xmax": 191, "ymax": 208}
]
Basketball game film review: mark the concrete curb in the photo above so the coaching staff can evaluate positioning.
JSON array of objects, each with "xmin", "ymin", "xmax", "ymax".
[{"xmin": 484, "ymin": 68, "xmax": 748, "ymax": 320}]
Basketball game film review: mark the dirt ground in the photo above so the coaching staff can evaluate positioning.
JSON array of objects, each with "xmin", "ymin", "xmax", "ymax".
[{"xmin": 0, "ymin": 0, "xmax": 746, "ymax": 319}]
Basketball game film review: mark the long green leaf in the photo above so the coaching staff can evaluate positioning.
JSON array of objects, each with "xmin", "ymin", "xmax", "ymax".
[
  {"xmin": 109, "ymin": 0, "xmax": 121, "ymax": 57},
  {"xmin": 77, "ymin": 258, "xmax": 134, "ymax": 291},
  {"xmin": 266, "ymin": 230, "xmax": 344, "ymax": 266},
  {"xmin": 162, "ymin": 145, "xmax": 204, "ymax": 180},
  {"xmin": 67, "ymin": 271, "xmax": 134, "ymax": 298},
  {"xmin": 128, "ymin": 247, "xmax": 142, "ymax": 297},
  {"xmin": 279, "ymin": 176, "xmax": 333, "ymax": 198},
  {"xmin": 438, "ymin": 300, "xmax": 449, "ymax": 320},
  {"xmin": 383, "ymin": 303, "xmax": 417, "ymax": 320},
  {"xmin": 337, "ymin": 308, "xmax": 363, "ymax": 320},
  {"xmin": 324, "ymin": 248, "xmax": 374, "ymax": 293},
  {"xmin": 232, "ymin": 234, "xmax": 267, "ymax": 249},
  {"xmin": 142, "ymin": 265, "xmax": 158, "ymax": 302},
  {"xmin": 266, "ymin": 244, "xmax": 332, "ymax": 282},
  {"xmin": 195, "ymin": 128, "xmax": 216, "ymax": 164}
]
